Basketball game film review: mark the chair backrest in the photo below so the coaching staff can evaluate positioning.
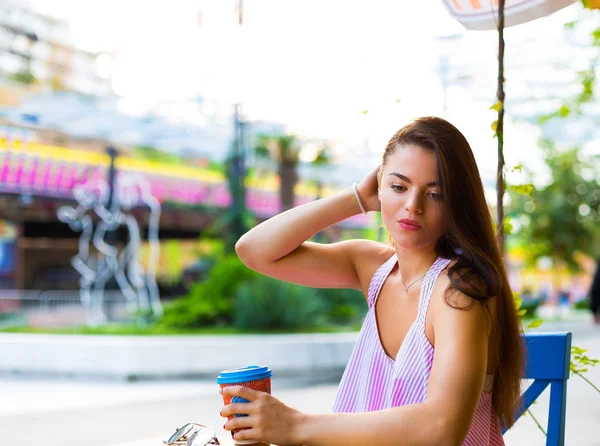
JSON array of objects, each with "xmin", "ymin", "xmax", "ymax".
[{"xmin": 502, "ymin": 332, "xmax": 572, "ymax": 446}]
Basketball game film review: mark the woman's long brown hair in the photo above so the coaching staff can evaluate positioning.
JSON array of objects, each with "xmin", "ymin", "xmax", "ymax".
[{"xmin": 381, "ymin": 116, "xmax": 524, "ymax": 428}]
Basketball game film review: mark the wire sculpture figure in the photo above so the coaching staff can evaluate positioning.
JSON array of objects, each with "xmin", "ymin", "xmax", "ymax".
[{"xmin": 58, "ymin": 173, "xmax": 163, "ymax": 326}]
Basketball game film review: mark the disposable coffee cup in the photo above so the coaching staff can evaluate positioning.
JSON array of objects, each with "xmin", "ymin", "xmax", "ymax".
[{"xmin": 217, "ymin": 365, "xmax": 273, "ymax": 445}]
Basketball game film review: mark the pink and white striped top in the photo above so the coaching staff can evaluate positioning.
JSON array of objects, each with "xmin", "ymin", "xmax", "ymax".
[{"xmin": 332, "ymin": 254, "xmax": 505, "ymax": 445}]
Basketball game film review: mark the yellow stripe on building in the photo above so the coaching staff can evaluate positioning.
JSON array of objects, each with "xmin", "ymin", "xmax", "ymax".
[{"xmin": 0, "ymin": 141, "xmax": 338, "ymax": 197}]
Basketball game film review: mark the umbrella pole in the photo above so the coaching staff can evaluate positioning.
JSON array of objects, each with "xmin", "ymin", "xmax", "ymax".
[{"xmin": 496, "ymin": 0, "xmax": 506, "ymax": 256}]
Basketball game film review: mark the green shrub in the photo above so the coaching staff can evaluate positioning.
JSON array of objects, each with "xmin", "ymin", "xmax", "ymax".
[
  {"xmin": 159, "ymin": 252, "xmax": 369, "ymax": 331},
  {"xmin": 233, "ymin": 276, "xmax": 326, "ymax": 331},
  {"xmin": 315, "ymin": 287, "xmax": 367, "ymax": 324},
  {"xmin": 158, "ymin": 294, "xmax": 218, "ymax": 328},
  {"xmin": 573, "ymin": 299, "xmax": 590, "ymax": 310},
  {"xmin": 159, "ymin": 255, "xmax": 258, "ymax": 328},
  {"xmin": 0, "ymin": 312, "xmax": 26, "ymax": 327},
  {"xmin": 520, "ymin": 299, "xmax": 542, "ymax": 319}
]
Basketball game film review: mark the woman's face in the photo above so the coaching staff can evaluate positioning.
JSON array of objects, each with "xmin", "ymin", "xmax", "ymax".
[{"xmin": 379, "ymin": 143, "xmax": 447, "ymax": 251}]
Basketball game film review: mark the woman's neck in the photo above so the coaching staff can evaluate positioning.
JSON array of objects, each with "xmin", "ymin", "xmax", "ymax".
[{"xmin": 393, "ymin": 245, "xmax": 439, "ymax": 284}]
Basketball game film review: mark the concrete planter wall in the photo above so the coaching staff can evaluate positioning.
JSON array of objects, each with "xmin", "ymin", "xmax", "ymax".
[{"xmin": 0, "ymin": 332, "xmax": 358, "ymax": 380}]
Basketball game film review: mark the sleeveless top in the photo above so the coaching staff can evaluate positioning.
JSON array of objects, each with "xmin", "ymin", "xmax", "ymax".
[{"xmin": 332, "ymin": 254, "xmax": 505, "ymax": 445}]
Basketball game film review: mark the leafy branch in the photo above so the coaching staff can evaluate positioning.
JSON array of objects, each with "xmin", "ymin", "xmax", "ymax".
[{"xmin": 571, "ymin": 346, "xmax": 600, "ymax": 393}]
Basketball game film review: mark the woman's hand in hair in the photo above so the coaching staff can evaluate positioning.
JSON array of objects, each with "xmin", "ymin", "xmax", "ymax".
[{"xmin": 357, "ymin": 166, "xmax": 381, "ymax": 212}]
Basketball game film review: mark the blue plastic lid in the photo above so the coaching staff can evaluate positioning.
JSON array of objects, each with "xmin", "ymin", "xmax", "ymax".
[{"xmin": 216, "ymin": 365, "xmax": 273, "ymax": 384}]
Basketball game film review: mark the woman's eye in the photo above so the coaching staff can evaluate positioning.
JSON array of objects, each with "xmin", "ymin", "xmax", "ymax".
[
  {"xmin": 391, "ymin": 184, "xmax": 405, "ymax": 192},
  {"xmin": 428, "ymin": 192, "xmax": 442, "ymax": 200}
]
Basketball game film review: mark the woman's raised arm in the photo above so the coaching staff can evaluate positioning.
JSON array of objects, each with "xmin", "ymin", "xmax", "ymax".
[{"xmin": 235, "ymin": 168, "xmax": 384, "ymax": 290}]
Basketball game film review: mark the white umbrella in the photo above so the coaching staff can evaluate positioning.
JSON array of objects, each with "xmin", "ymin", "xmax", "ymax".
[{"xmin": 441, "ymin": 0, "xmax": 577, "ymax": 30}]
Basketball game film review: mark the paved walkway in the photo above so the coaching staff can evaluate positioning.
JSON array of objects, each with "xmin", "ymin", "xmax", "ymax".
[{"xmin": 1, "ymin": 319, "xmax": 599, "ymax": 446}]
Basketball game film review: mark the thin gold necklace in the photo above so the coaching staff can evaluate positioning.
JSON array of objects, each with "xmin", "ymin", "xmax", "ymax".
[{"xmin": 400, "ymin": 271, "xmax": 429, "ymax": 294}]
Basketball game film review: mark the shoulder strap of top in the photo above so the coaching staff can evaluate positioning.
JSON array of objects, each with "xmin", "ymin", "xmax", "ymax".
[
  {"xmin": 367, "ymin": 253, "xmax": 398, "ymax": 308},
  {"xmin": 416, "ymin": 257, "xmax": 452, "ymax": 325}
]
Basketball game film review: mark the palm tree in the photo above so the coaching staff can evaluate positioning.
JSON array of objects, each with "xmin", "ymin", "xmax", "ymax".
[{"xmin": 254, "ymin": 135, "xmax": 330, "ymax": 212}]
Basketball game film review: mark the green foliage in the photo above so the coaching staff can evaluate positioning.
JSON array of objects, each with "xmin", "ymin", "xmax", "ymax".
[
  {"xmin": 364, "ymin": 213, "xmax": 387, "ymax": 243},
  {"xmin": 164, "ymin": 240, "xmax": 183, "ymax": 280},
  {"xmin": 508, "ymin": 184, "xmax": 534, "ymax": 198},
  {"xmin": 0, "ymin": 311, "xmax": 26, "ymax": 327},
  {"xmin": 158, "ymin": 248, "xmax": 367, "ymax": 332},
  {"xmin": 134, "ymin": 145, "xmax": 182, "ymax": 164},
  {"xmin": 571, "ymin": 346, "xmax": 600, "ymax": 375},
  {"xmin": 207, "ymin": 208, "xmax": 256, "ymax": 251},
  {"xmin": 159, "ymin": 255, "xmax": 258, "ymax": 328},
  {"xmin": 520, "ymin": 300, "xmax": 542, "ymax": 320},
  {"xmin": 10, "ymin": 69, "xmax": 36, "ymax": 85},
  {"xmin": 513, "ymin": 292, "xmax": 543, "ymax": 328},
  {"xmin": 526, "ymin": 319, "xmax": 543, "ymax": 329},
  {"xmin": 252, "ymin": 133, "xmax": 330, "ymax": 213},
  {"xmin": 577, "ymin": 69, "xmax": 596, "ymax": 103},
  {"xmin": 206, "ymin": 159, "xmax": 224, "ymax": 172},
  {"xmin": 503, "ymin": 217, "xmax": 513, "ymax": 236},
  {"xmin": 253, "ymin": 134, "xmax": 331, "ymax": 170},
  {"xmin": 312, "ymin": 149, "xmax": 331, "ymax": 166},
  {"xmin": 233, "ymin": 275, "xmax": 326, "ymax": 330},
  {"xmin": 538, "ymin": 14, "xmax": 598, "ymax": 123},
  {"xmin": 582, "ymin": 0, "xmax": 600, "ymax": 11},
  {"xmin": 254, "ymin": 134, "xmax": 301, "ymax": 163},
  {"xmin": 317, "ymin": 287, "xmax": 367, "ymax": 325},
  {"xmin": 490, "ymin": 101, "xmax": 503, "ymax": 112},
  {"xmin": 523, "ymin": 10, "xmax": 600, "ymax": 403},
  {"xmin": 573, "ymin": 298, "xmax": 590, "ymax": 310},
  {"xmin": 508, "ymin": 144, "xmax": 600, "ymax": 272},
  {"xmin": 571, "ymin": 345, "xmax": 600, "ymax": 393},
  {"xmin": 593, "ymin": 26, "xmax": 600, "ymax": 45}
]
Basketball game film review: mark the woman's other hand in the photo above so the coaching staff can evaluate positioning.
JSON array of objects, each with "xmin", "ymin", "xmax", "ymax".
[
  {"xmin": 356, "ymin": 166, "xmax": 381, "ymax": 213},
  {"xmin": 221, "ymin": 386, "xmax": 305, "ymax": 446}
]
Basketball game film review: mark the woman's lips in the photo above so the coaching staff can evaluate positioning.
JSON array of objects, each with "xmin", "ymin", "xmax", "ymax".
[{"xmin": 399, "ymin": 219, "xmax": 421, "ymax": 231}]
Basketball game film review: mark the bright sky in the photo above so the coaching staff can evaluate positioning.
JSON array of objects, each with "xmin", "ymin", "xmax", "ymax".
[{"xmin": 28, "ymin": 0, "xmax": 583, "ymax": 187}]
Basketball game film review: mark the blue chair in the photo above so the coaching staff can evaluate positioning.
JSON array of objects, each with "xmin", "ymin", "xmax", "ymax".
[{"xmin": 503, "ymin": 332, "xmax": 572, "ymax": 446}]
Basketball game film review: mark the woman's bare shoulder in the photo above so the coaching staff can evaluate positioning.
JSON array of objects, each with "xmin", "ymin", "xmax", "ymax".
[
  {"xmin": 432, "ymin": 260, "xmax": 473, "ymax": 308},
  {"xmin": 342, "ymin": 239, "xmax": 395, "ymax": 293},
  {"xmin": 430, "ymin": 261, "xmax": 493, "ymax": 326},
  {"xmin": 342, "ymin": 239, "xmax": 394, "ymax": 257},
  {"xmin": 343, "ymin": 239, "xmax": 395, "ymax": 265}
]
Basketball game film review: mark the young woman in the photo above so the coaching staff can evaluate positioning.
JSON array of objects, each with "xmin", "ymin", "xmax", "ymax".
[{"xmin": 222, "ymin": 116, "xmax": 525, "ymax": 445}]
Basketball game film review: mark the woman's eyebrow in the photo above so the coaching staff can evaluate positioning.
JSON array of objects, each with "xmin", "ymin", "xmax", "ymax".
[{"xmin": 388, "ymin": 172, "xmax": 438, "ymax": 187}]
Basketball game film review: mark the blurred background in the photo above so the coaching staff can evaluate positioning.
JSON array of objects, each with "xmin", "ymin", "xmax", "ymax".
[{"xmin": 0, "ymin": 0, "xmax": 599, "ymax": 445}]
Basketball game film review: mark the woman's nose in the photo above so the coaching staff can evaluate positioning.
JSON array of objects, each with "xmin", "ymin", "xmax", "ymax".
[{"xmin": 404, "ymin": 192, "xmax": 423, "ymax": 214}]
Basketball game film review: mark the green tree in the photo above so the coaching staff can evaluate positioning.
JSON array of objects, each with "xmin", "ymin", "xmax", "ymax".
[
  {"xmin": 10, "ymin": 69, "xmax": 36, "ymax": 85},
  {"xmin": 508, "ymin": 141, "xmax": 600, "ymax": 280},
  {"xmin": 254, "ymin": 135, "xmax": 330, "ymax": 212},
  {"xmin": 134, "ymin": 145, "xmax": 182, "ymax": 164}
]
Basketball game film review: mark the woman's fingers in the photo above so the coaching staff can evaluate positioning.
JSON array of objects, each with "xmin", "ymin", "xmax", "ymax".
[
  {"xmin": 224, "ymin": 414, "xmax": 255, "ymax": 431},
  {"xmin": 232, "ymin": 427, "xmax": 261, "ymax": 443},
  {"xmin": 221, "ymin": 385, "xmax": 260, "ymax": 401},
  {"xmin": 221, "ymin": 402, "xmax": 255, "ymax": 418},
  {"xmin": 356, "ymin": 165, "xmax": 382, "ymax": 213}
]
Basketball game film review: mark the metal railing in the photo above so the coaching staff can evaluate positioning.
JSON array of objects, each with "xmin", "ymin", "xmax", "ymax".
[{"xmin": 0, "ymin": 289, "xmax": 132, "ymax": 328}]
